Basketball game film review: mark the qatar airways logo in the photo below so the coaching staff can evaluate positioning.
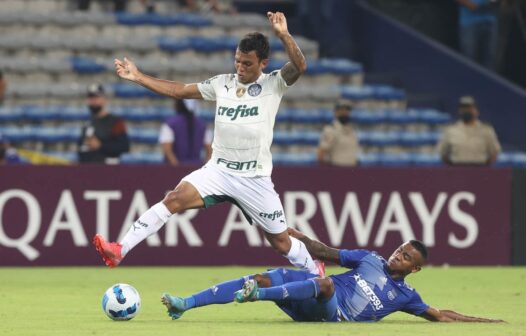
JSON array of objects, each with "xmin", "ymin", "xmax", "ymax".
[
  {"xmin": 0, "ymin": 189, "xmax": 493, "ymax": 262},
  {"xmin": 353, "ymin": 274, "xmax": 384, "ymax": 311}
]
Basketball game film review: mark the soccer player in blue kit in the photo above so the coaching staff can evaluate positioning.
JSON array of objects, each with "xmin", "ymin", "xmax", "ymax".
[{"xmin": 161, "ymin": 228, "xmax": 503, "ymax": 323}]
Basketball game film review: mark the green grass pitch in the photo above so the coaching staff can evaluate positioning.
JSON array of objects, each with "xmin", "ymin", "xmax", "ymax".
[{"xmin": 1, "ymin": 266, "xmax": 525, "ymax": 336}]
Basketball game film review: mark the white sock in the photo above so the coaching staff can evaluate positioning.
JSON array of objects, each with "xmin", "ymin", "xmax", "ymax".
[
  {"xmin": 285, "ymin": 236, "xmax": 318, "ymax": 274},
  {"xmin": 120, "ymin": 202, "xmax": 172, "ymax": 256}
]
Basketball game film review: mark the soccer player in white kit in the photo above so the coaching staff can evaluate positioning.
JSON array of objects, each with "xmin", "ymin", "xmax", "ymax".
[{"xmin": 93, "ymin": 11, "xmax": 322, "ymax": 276}]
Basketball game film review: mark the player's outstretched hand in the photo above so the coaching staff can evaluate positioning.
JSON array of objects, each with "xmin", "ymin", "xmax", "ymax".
[
  {"xmin": 114, "ymin": 57, "xmax": 140, "ymax": 82},
  {"xmin": 267, "ymin": 11, "xmax": 289, "ymax": 37}
]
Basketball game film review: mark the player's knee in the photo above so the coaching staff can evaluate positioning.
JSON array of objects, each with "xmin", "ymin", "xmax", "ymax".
[
  {"xmin": 162, "ymin": 190, "xmax": 185, "ymax": 212},
  {"xmin": 317, "ymin": 278, "xmax": 334, "ymax": 298},
  {"xmin": 254, "ymin": 274, "xmax": 272, "ymax": 288},
  {"xmin": 265, "ymin": 234, "xmax": 291, "ymax": 255}
]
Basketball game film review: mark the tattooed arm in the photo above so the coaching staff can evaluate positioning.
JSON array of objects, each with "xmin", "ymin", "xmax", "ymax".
[
  {"xmin": 267, "ymin": 11, "xmax": 307, "ymax": 85},
  {"xmin": 287, "ymin": 228, "xmax": 341, "ymax": 264}
]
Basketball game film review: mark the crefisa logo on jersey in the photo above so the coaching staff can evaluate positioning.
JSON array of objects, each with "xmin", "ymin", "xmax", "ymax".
[{"xmin": 248, "ymin": 84, "xmax": 262, "ymax": 96}]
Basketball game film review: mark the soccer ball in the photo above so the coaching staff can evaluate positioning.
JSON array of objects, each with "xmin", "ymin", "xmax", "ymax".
[{"xmin": 102, "ymin": 283, "xmax": 141, "ymax": 321}]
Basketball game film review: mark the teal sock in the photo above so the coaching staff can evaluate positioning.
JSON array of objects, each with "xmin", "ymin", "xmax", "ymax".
[{"xmin": 184, "ymin": 276, "xmax": 253, "ymax": 309}]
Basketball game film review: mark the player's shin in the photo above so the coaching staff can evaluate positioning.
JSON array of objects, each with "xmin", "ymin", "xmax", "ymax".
[
  {"xmin": 120, "ymin": 202, "xmax": 172, "ymax": 255},
  {"xmin": 185, "ymin": 276, "xmax": 253, "ymax": 309},
  {"xmin": 285, "ymin": 236, "xmax": 318, "ymax": 275},
  {"xmin": 258, "ymin": 279, "xmax": 320, "ymax": 301}
]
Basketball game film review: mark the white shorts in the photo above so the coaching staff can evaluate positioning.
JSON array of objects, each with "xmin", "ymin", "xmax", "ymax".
[{"xmin": 182, "ymin": 163, "xmax": 287, "ymax": 234}]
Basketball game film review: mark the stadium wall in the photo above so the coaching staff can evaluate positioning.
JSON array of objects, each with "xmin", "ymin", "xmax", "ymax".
[
  {"xmin": 512, "ymin": 169, "xmax": 526, "ymax": 265},
  {"xmin": 351, "ymin": 1, "xmax": 526, "ymax": 150},
  {"xmin": 0, "ymin": 166, "xmax": 512, "ymax": 266}
]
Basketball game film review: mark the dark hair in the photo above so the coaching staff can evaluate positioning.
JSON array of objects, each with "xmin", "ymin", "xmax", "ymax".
[
  {"xmin": 238, "ymin": 32, "xmax": 270, "ymax": 61},
  {"xmin": 409, "ymin": 240, "xmax": 428, "ymax": 261}
]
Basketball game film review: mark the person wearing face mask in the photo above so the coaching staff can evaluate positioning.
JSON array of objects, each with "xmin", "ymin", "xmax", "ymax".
[
  {"xmin": 317, "ymin": 100, "xmax": 360, "ymax": 166},
  {"xmin": 437, "ymin": 95, "xmax": 501, "ymax": 165},
  {"xmin": 78, "ymin": 83, "xmax": 130, "ymax": 164}
]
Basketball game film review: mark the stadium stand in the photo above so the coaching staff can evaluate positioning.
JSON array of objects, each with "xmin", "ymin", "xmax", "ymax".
[{"xmin": 0, "ymin": 0, "xmax": 523, "ymax": 166}]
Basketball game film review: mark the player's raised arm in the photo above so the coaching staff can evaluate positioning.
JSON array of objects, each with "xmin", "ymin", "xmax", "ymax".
[
  {"xmin": 287, "ymin": 228, "xmax": 341, "ymax": 264},
  {"xmin": 267, "ymin": 11, "xmax": 307, "ymax": 86},
  {"xmin": 420, "ymin": 306, "xmax": 504, "ymax": 323},
  {"xmin": 114, "ymin": 57, "xmax": 203, "ymax": 99}
]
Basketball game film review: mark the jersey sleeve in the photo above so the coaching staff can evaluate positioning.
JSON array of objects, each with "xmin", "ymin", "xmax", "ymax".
[
  {"xmin": 270, "ymin": 70, "xmax": 290, "ymax": 96},
  {"xmin": 338, "ymin": 249, "xmax": 370, "ymax": 269},
  {"xmin": 197, "ymin": 74, "xmax": 224, "ymax": 101},
  {"xmin": 401, "ymin": 290, "xmax": 429, "ymax": 316},
  {"xmin": 158, "ymin": 123, "xmax": 174, "ymax": 144}
]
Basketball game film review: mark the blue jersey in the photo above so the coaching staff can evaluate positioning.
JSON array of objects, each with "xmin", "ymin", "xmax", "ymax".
[{"xmin": 329, "ymin": 250, "xmax": 429, "ymax": 322}]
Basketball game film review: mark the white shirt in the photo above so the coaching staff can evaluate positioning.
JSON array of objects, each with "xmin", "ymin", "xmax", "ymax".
[{"xmin": 197, "ymin": 71, "xmax": 289, "ymax": 177}]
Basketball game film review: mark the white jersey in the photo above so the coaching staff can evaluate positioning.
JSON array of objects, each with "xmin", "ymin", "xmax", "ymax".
[{"xmin": 197, "ymin": 71, "xmax": 289, "ymax": 177}]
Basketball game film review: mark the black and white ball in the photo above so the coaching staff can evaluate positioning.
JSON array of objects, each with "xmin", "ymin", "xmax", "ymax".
[{"xmin": 102, "ymin": 283, "xmax": 141, "ymax": 321}]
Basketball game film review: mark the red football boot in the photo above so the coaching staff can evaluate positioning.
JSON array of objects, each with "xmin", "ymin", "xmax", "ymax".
[
  {"xmin": 314, "ymin": 259, "xmax": 326, "ymax": 277},
  {"xmin": 92, "ymin": 234, "xmax": 123, "ymax": 268}
]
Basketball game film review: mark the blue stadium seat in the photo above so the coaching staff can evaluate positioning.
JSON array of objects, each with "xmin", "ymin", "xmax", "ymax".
[
  {"xmin": 410, "ymin": 152, "xmax": 442, "ymax": 167},
  {"xmin": 70, "ymin": 57, "xmax": 107, "ymax": 74},
  {"xmin": 273, "ymin": 152, "xmax": 317, "ymax": 166},
  {"xmin": 415, "ymin": 109, "xmax": 451, "ymax": 125},
  {"xmin": 358, "ymin": 152, "xmax": 380, "ymax": 166},
  {"xmin": 195, "ymin": 108, "xmax": 215, "ymax": 122},
  {"xmin": 510, "ymin": 152, "xmax": 526, "ymax": 168},
  {"xmin": 400, "ymin": 131, "xmax": 441, "ymax": 146},
  {"xmin": 352, "ymin": 109, "xmax": 388, "ymax": 125},
  {"xmin": 315, "ymin": 58, "xmax": 363, "ymax": 75},
  {"xmin": 113, "ymin": 83, "xmax": 162, "ymax": 98},
  {"xmin": 273, "ymin": 130, "xmax": 293, "ymax": 145},
  {"xmin": 495, "ymin": 151, "xmax": 526, "ymax": 167},
  {"xmin": 372, "ymin": 85, "xmax": 405, "ymax": 100},
  {"xmin": 0, "ymin": 106, "xmax": 24, "ymax": 122},
  {"xmin": 341, "ymin": 85, "xmax": 375, "ymax": 101},
  {"xmin": 275, "ymin": 108, "xmax": 291, "ymax": 123},
  {"xmin": 59, "ymin": 106, "xmax": 90, "ymax": 121},
  {"xmin": 302, "ymin": 130, "xmax": 321, "ymax": 145},
  {"xmin": 21, "ymin": 105, "xmax": 59, "ymax": 122},
  {"xmin": 273, "ymin": 129, "xmax": 319, "ymax": 145},
  {"xmin": 379, "ymin": 152, "xmax": 412, "ymax": 166},
  {"xmin": 128, "ymin": 127, "xmax": 159, "ymax": 144},
  {"xmin": 116, "ymin": 13, "xmax": 209, "ymax": 26},
  {"xmin": 157, "ymin": 36, "xmax": 192, "ymax": 52},
  {"xmin": 0, "ymin": 126, "xmax": 33, "ymax": 143},
  {"xmin": 266, "ymin": 59, "xmax": 288, "ymax": 72},
  {"xmin": 386, "ymin": 109, "xmax": 420, "ymax": 124},
  {"xmin": 34, "ymin": 126, "xmax": 81, "ymax": 143},
  {"xmin": 189, "ymin": 36, "xmax": 224, "ymax": 53},
  {"xmin": 358, "ymin": 131, "xmax": 399, "ymax": 146},
  {"xmin": 289, "ymin": 109, "xmax": 329, "ymax": 124}
]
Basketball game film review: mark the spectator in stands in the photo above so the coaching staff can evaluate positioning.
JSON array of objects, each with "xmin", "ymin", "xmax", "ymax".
[
  {"xmin": 437, "ymin": 95, "xmax": 501, "ymax": 165},
  {"xmin": 0, "ymin": 70, "xmax": 6, "ymax": 106},
  {"xmin": 456, "ymin": 0, "xmax": 500, "ymax": 70},
  {"xmin": 78, "ymin": 83, "xmax": 130, "ymax": 164},
  {"xmin": 0, "ymin": 133, "xmax": 21, "ymax": 165},
  {"xmin": 317, "ymin": 100, "xmax": 360, "ymax": 167},
  {"xmin": 159, "ymin": 99, "xmax": 212, "ymax": 166}
]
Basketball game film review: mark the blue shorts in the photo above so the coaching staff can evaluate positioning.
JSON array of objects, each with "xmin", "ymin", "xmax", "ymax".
[{"xmin": 263, "ymin": 268, "xmax": 339, "ymax": 322}]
